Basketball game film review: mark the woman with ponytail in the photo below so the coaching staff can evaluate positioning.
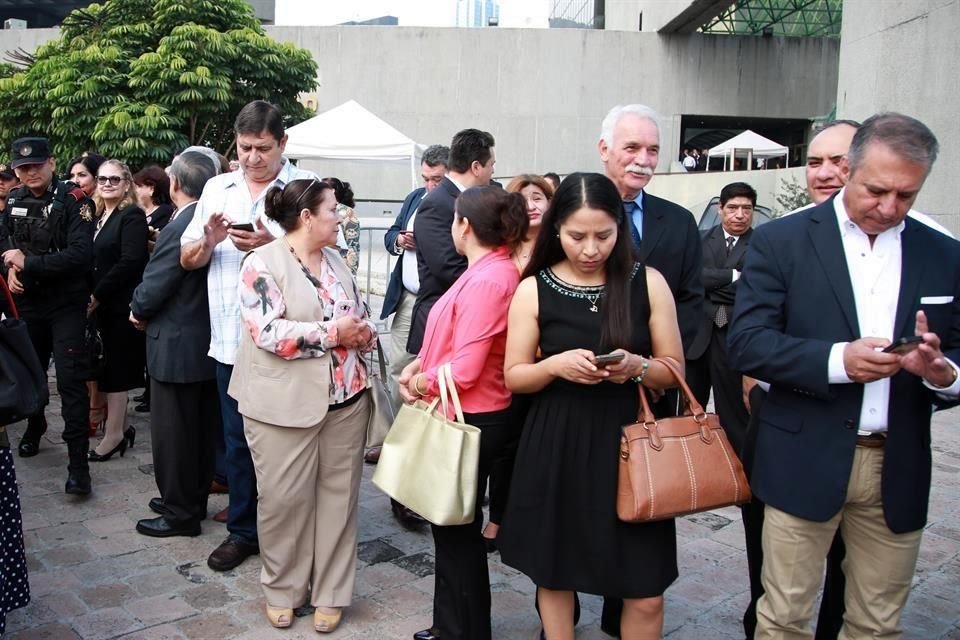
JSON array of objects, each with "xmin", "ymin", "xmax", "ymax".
[
  {"xmin": 230, "ymin": 178, "xmax": 377, "ymax": 634},
  {"xmin": 398, "ymin": 186, "xmax": 529, "ymax": 640}
]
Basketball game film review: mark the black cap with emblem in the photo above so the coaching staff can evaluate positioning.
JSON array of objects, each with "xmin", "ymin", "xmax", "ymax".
[
  {"xmin": 0, "ymin": 163, "xmax": 16, "ymax": 181},
  {"xmin": 10, "ymin": 137, "xmax": 52, "ymax": 169}
]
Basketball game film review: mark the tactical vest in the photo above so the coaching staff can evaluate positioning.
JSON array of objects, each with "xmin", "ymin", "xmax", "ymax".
[{"xmin": 6, "ymin": 182, "xmax": 72, "ymax": 256}]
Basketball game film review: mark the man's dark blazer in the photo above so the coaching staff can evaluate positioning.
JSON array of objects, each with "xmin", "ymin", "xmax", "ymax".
[
  {"xmin": 407, "ymin": 177, "xmax": 466, "ymax": 354},
  {"xmin": 688, "ymin": 225, "xmax": 752, "ymax": 358},
  {"xmin": 638, "ymin": 191, "xmax": 705, "ymax": 359},
  {"xmin": 130, "ymin": 203, "xmax": 215, "ymax": 384},
  {"xmin": 380, "ymin": 186, "xmax": 427, "ymax": 320},
  {"xmin": 728, "ymin": 198, "xmax": 960, "ymax": 533}
]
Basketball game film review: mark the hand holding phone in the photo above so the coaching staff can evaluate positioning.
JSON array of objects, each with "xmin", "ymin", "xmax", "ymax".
[
  {"xmin": 229, "ymin": 222, "xmax": 255, "ymax": 232},
  {"xmin": 882, "ymin": 336, "xmax": 923, "ymax": 355},
  {"xmin": 594, "ymin": 352, "xmax": 626, "ymax": 368},
  {"xmin": 333, "ymin": 299, "xmax": 357, "ymax": 319}
]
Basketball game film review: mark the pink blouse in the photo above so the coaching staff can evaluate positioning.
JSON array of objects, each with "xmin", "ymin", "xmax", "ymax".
[{"xmin": 418, "ymin": 247, "xmax": 520, "ymax": 415}]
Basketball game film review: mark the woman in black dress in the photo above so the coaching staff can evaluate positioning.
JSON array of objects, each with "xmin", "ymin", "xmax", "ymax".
[
  {"xmin": 88, "ymin": 159, "xmax": 148, "ymax": 461},
  {"xmin": 498, "ymin": 173, "xmax": 684, "ymax": 639}
]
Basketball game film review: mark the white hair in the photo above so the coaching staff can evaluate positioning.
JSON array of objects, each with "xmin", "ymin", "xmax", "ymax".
[
  {"xmin": 600, "ymin": 104, "xmax": 661, "ymax": 145},
  {"xmin": 180, "ymin": 145, "xmax": 222, "ymax": 175}
]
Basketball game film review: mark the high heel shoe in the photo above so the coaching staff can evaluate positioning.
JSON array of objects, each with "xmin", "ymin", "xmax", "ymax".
[
  {"xmin": 125, "ymin": 426, "xmax": 136, "ymax": 448},
  {"xmin": 88, "ymin": 437, "xmax": 128, "ymax": 462},
  {"xmin": 266, "ymin": 605, "xmax": 293, "ymax": 629},
  {"xmin": 313, "ymin": 607, "xmax": 342, "ymax": 633},
  {"xmin": 88, "ymin": 404, "xmax": 107, "ymax": 437}
]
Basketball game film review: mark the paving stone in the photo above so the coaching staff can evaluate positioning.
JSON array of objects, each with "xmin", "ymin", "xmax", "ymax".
[
  {"xmin": 124, "ymin": 594, "xmax": 198, "ymax": 626},
  {"xmin": 8, "ymin": 622, "xmax": 83, "ymax": 639},
  {"xmin": 389, "ymin": 551, "xmax": 435, "ymax": 578},
  {"xmin": 79, "ymin": 583, "xmax": 139, "ymax": 611}
]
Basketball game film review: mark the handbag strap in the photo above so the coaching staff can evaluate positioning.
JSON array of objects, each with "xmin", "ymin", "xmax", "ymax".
[
  {"xmin": 441, "ymin": 364, "xmax": 466, "ymax": 424},
  {"xmin": 0, "ymin": 271, "xmax": 19, "ymax": 320},
  {"xmin": 374, "ymin": 337, "xmax": 387, "ymax": 379},
  {"xmin": 635, "ymin": 357, "xmax": 705, "ymax": 422}
]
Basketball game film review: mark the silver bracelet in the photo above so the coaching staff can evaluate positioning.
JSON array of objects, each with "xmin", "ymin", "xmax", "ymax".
[{"xmin": 632, "ymin": 357, "xmax": 650, "ymax": 385}]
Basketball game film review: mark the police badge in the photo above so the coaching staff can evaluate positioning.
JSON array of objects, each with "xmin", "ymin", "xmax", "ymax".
[
  {"xmin": 19, "ymin": 144, "xmax": 32, "ymax": 158},
  {"xmin": 79, "ymin": 202, "xmax": 93, "ymax": 222}
]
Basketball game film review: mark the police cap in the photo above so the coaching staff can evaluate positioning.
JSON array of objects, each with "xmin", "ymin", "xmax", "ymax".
[{"xmin": 10, "ymin": 137, "xmax": 52, "ymax": 168}]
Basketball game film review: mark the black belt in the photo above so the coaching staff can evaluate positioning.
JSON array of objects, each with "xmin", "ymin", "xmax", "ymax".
[
  {"xmin": 856, "ymin": 433, "xmax": 886, "ymax": 448},
  {"xmin": 328, "ymin": 388, "xmax": 367, "ymax": 412}
]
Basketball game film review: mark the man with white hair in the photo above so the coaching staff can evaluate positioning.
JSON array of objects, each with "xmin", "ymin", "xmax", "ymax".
[{"xmin": 597, "ymin": 104, "xmax": 704, "ymax": 637}]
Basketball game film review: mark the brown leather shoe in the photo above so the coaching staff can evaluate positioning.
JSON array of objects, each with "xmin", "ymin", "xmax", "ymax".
[
  {"xmin": 210, "ymin": 480, "xmax": 229, "ymax": 494},
  {"xmin": 363, "ymin": 446, "xmax": 382, "ymax": 464},
  {"xmin": 207, "ymin": 535, "xmax": 259, "ymax": 571},
  {"xmin": 212, "ymin": 507, "xmax": 228, "ymax": 523},
  {"xmin": 391, "ymin": 499, "xmax": 427, "ymax": 529}
]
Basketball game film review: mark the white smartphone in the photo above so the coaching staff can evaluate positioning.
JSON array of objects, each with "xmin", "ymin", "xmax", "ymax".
[{"xmin": 333, "ymin": 299, "xmax": 356, "ymax": 319}]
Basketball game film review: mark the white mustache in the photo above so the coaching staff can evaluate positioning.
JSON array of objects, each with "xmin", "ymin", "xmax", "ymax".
[{"xmin": 626, "ymin": 164, "xmax": 654, "ymax": 177}]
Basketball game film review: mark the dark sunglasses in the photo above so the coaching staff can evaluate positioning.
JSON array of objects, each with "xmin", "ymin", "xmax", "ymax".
[{"xmin": 97, "ymin": 175, "xmax": 125, "ymax": 185}]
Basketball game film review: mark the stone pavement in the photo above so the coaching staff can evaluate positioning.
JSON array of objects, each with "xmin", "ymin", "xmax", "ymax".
[{"xmin": 4, "ymin": 394, "xmax": 960, "ymax": 640}]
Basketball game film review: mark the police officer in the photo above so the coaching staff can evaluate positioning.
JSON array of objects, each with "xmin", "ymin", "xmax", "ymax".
[{"xmin": 0, "ymin": 137, "xmax": 95, "ymax": 495}]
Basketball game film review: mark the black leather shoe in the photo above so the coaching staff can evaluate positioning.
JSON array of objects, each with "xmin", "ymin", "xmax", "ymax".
[
  {"xmin": 207, "ymin": 536, "xmax": 259, "ymax": 571},
  {"xmin": 149, "ymin": 497, "xmax": 168, "ymax": 515},
  {"xmin": 133, "ymin": 392, "xmax": 147, "ymax": 403},
  {"xmin": 134, "ymin": 402, "xmax": 150, "ymax": 413},
  {"xmin": 391, "ymin": 499, "xmax": 428, "ymax": 529},
  {"xmin": 136, "ymin": 516, "xmax": 200, "ymax": 538},
  {"xmin": 65, "ymin": 471, "xmax": 92, "ymax": 496},
  {"xmin": 18, "ymin": 438, "xmax": 40, "ymax": 458},
  {"xmin": 413, "ymin": 629, "xmax": 440, "ymax": 640}
]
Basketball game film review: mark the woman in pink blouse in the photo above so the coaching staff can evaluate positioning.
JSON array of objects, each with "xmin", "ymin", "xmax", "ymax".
[
  {"xmin": 230, "ymin": 178, "xmax": 376, "ymax": 634},
  {"xmin": 398, "ymin": 186, "xmax": 529, "ymax": 640}
]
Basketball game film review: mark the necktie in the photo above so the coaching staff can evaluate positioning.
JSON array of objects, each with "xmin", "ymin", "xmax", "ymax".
[
  {"xmin": 625, "ymin": 201, "xmax": 641, "ymax": 248},
  {"xmin": 725, "ymin": 236, "xmax": 736, "ymax": 256}
]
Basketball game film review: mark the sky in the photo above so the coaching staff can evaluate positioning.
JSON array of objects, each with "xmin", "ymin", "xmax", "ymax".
[{"xmin": 274, "ymin": 0, "xmax": 550, "ymax": 28}]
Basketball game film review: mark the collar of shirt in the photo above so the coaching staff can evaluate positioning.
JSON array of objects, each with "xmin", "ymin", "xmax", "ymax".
[
  {"xmin": 447, "ymin": 176, "xmax": 469, "ymax": 193},
  {"xmin": 170, "ymin": 200, "xmax": 197, "ymax": 223},
  {"xmin": 722, "ymin": 229, "xmax": 739, "ymax": 244},
  {"xmin": 223, "ymin": 157, "xmax": 299, "ymax": 191},
  {"xmin": 833, "ymin": 186, "xmax": 906, "ymax": 241}
]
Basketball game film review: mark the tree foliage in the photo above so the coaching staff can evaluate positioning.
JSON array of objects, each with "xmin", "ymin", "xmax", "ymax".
[{"xmin": 0, "ymin": 0, "xmax": 316, "ymax": 169}]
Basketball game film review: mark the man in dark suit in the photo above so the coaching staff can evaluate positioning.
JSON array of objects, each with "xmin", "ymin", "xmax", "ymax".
[
  {"xmin": 380, "ymin": 144, "xmax": 449, "ymax": 413},
  {"xmin": 688, "ymin": 182, "xmax": 756, "ymax": 452},
  {"xmin": 729, "ymin": 113, "xmax": 960, "ymax": 638},
  {"xmin": 406, "ymin": 129, "xmax": 495, "ymax": 355},
  {"xmin": 597, "ymin": 103, "xmax": 704, "ymax": 638},
  {"xmin": 130, "ymin": 150, "xmax": 221, "ymax": 537}
]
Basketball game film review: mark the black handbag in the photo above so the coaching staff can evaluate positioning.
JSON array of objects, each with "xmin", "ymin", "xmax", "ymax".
[{"xmin": 0, "ymin": 274, "xmax": 49, "ymax": 426}]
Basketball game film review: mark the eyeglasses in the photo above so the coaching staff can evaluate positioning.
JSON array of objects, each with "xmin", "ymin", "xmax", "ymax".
[
  {"xmin": 294, "ymin": 177, "xmax": 320, "ymax": 211},
  {"xmin": 97, "ymin": 175, "xmax": 125, "ymax": 185}
]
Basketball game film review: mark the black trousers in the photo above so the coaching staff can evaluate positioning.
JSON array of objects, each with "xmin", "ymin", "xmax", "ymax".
[
  {"xmin": 740, "ymin": 386, "xmax": 846, "ymax": 640},
  {"xmin": 431, "ymin": 407, "xmax": 512, "ymax": 640},
  {"xmin": 150, "ymin": 377, "xmax": 219, "ymax": 525},
  {"xmin": 20, "ymin": 297, "xmax": 90, "ymax": 450},
  {"xmin": 709, "ymin": 327, "xmax": 750, "ymax": 454}
]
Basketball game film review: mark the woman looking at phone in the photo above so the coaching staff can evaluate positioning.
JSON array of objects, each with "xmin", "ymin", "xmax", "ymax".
[
  {"xmin": 230, "ymin": 178, "xmax": 376, "ymax": 634},
  {"xmin": 497, "ymin": 173, "xmax": 683, "ymax": 640}
]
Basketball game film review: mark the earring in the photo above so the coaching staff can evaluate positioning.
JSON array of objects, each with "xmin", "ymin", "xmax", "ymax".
[{"xmin": 556, "ymin": 232, "xmax": 560, "ymax": 238}]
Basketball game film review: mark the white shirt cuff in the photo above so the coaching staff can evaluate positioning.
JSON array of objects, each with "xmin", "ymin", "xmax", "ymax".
[
  {"xmin": 922, "ymin": 358, "xmax": 960, "ymax": 398},
  {"xmin": 828, "ymin": 342, "xmax": 853, "ymax": 384},
  {"xmin": 732, "ymin": 269, "xmax": 740, "ymax": 282},
  {"xmin": 756, "ymin": 380, "xmax": 770, "ymax": 392}
]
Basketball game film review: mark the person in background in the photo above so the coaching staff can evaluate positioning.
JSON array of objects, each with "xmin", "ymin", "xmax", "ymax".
[
  {"xmin": 321, "ymin": 177, "xmax": 360, "ymax": 275},
  {"xmin": 231, "ymin": 178, "xmax": 375, "ymax": 634},
  {"xmin": 133, "ymin": 166, "xmax": 175, "ymax": 232},
  {"xmin": 399, "ymin": 186, "xmax": 528, "ymax": 640},
  {"xmin": 498, "ymin": 172, "xmax": 682, "ymax": 640},
  {"xmin": 67, "ymin": 154, "xmax": 105, "ymax": 198},
  {"xmin": 87, "ymin": 159, "xmax": 148, "ymax": 461},
  {"xmin": 543, "ymin": 172, "xmax": 561, "ymax": 192},
  {"xmin": 130, "ymin": 150, "xmax": 220, "ymax": 538},
  {"xmin": 0, "ymin": 164, "xmax": 19, "ymax": 210}
]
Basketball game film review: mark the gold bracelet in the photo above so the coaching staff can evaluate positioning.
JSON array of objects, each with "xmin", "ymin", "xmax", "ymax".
[{"xmin": 414, "ymin": 374, "xmax": 428, "ymax": 396}]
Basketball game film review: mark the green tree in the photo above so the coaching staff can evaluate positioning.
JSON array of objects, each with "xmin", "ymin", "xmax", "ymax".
[{"xmin": 0, "ymin": 0, "xmax": 316, "ymax": 169}]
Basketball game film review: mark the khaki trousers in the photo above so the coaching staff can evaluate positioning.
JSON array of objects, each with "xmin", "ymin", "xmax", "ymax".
[
  {"xmin": 756, "ymin": 446, "xmax": 923, "ymax": 640},
  {"xmin": 244, "ymin": 392, "xmax": 371, "ymax": 609},
  {"xmin": 388, "ymin": 290, "xmax": 417, "ymax": 413}
]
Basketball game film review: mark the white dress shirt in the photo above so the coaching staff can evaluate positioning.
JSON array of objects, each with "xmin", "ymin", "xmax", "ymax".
[{"xmin": 825, "ymin": 188, "xmax": 960, "ymax": 433}]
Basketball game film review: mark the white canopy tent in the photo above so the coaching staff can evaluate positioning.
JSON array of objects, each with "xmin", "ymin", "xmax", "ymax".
[
  {"xmin": 706, "ymin": 130, "xmax": 789, "ymax": 171},
  {"xmin": 284, "ymin": 100, "xmax": 423, "ymax": 187}
]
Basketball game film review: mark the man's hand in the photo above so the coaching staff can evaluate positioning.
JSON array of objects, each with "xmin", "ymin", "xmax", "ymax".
[
  {"xmin": 2, "ymin": 249, "xmax": 25, "ymax": 271},
  {"xmin": 202, "ymin": 212, "xmax": 231, "ymax": 248},
  {"xmin": 228, "ymin": 217, "xmax": 273, "ymax": 252},
  {"xmin": 397, "ymin": 232, "xmax": 416, "ymax": 251},
  {"xmin": 7, "ymin": 267, "xmax": 23, "ymax": 294},
  {"xmin": 900, "ymin": 310, "xmax": 956, "ymax": 387},
  {"xmin": 742, "ymin": 376, "xmax": 759, "ymax": 414},
  {"xmin": 843, "ymin": 337, "xmax": 901, "ymax": 383},
  {"xmin": 129, "ymin": 311, "xmax": 146, "ymax": 332},
  {"xmin": 86, "ymin": 295, "xmax": 100, "ymax": 318}
]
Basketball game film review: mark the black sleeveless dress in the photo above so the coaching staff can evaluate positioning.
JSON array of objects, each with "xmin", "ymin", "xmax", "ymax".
[{"xmin": 498, "ymin": 264, "xmax": 678, "ymax": 598}]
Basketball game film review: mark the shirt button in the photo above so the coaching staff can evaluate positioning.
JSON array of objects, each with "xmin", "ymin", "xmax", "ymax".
[{"xmin": 870, "ymin": 408, "xmax": 877, "ymax": 415}]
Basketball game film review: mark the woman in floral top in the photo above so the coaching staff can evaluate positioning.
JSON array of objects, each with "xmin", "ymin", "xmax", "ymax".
[
  {"xmin": 233, "ymin": 178, "xmax": 376, "ymax": 635},
  {"xmin": 322, "ymin": 177, "xmax": 360, "ymax": 274}
]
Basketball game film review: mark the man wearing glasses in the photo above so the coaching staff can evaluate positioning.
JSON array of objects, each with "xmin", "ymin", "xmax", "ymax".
[{"xmin": 0, "ymin": 136, "xmax": 96, "ymax": 495}]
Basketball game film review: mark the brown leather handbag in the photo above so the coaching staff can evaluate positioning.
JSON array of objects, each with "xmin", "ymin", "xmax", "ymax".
[{"xmin": 617, "ymin": 358, "xmax": 751, "ymax": 523}]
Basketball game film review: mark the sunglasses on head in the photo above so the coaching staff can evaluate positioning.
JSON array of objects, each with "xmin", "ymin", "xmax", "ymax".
[
  {"xmin": 97, "ymin": 175, "xmax": 125, "ymax": 185},
  {"xmin": 294, "ymin": 177, "xmax": 321, "ymax": 211}
]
